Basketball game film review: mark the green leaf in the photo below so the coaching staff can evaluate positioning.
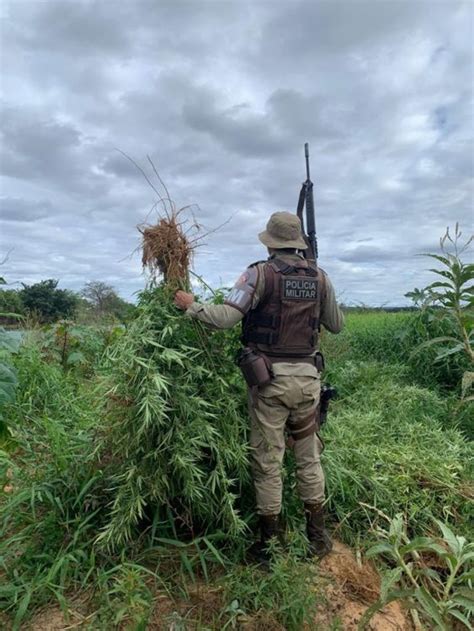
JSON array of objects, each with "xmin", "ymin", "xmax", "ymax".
[
  {"xmin": 451, "ymin": 595, "xmax": 474, "ymax": 613},
  {"xmin": 435, "ymin": 520, "xmax": 461, "ymax": 555},
  {"xmin": 66, "ymin": 350, "xmax": 86, "ymax": 365},
  {"xmin": 180, "ymin": 551, "xmax": 195, "ymax": 582},
  {"xmin": 399, "ymin": 538, "xmax": 446, "ymax": 556},
  {"xmin": 154, "ymin": 537, "xmax": 187, "ymax": 548},
  {"xmin": 460, "ymin": 550, "xmax": 474, "ymax": 563},
  {"xmin": 425, "ymin": 281, "xmax": 454, "ymax": 290},
  {"xmin": 13, "ymin": 590, "xmax": 32, "ymax": 630},
  {"xmin": 365, "ymin": 542, "xmax": 395, "ymax": 558},
  {"xmin": 389, "ymin": 513, "xmax": 404, "ymax": 540},
  {"xmin": 202, "ymin": 537, "xmax": 227, "ymax": 566},
  {"xmin": 409, "ymin": 336, "xmax": 460, "ymax": 359},
  {"xmin": 0, "ymin": 312, "xmax": 23, "ymax": 320},
  {"xmin": 422, "ymin": 253, "xmax": 451, "ymax": 267},
  {"xmin": 380, "ymin": 567, "xmax": 403, "ymax": 602},
  {"xmin": 0, "ymin": 361, "xmax": 18, "ymax": 405},
  {"xmin": 414, "ymin": 586, "xmax": 447, "ymax": 629},
  {"xmin": 460, "ymin": 264, "xmax": 474, "ymax": 281},
  {"xmin": 449, "ymin": 608, "xmax": 472, "ymax": 628},
  {"xmin": 0, "ymin": 328, "xmax": 22, "ymax": 353},
  {"xmin": 428, "ymin": 268, "xmax": 454, "ymax": 281},
  {"xmin": 435, "ymin": 344, "xmax": 465, "ymax": 360},
  {"xmin": 461, "ymin": 372, "xmax": 474, "ymax": 397}
]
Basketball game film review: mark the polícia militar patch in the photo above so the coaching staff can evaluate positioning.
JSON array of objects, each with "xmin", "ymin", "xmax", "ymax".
[{"xmin": 282, "ymin": 277, "xmax": 318, "ymax": 300}]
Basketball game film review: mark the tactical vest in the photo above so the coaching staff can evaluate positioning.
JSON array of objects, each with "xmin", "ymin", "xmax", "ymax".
[{"xmin": 242, "ymin": 258, "xmax": 325, "ymax": 359}]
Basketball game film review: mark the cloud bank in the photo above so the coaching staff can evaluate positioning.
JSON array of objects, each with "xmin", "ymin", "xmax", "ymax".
[{"xmin": 1, "ymin": 0, "xmax": 472, "ymax": 305}]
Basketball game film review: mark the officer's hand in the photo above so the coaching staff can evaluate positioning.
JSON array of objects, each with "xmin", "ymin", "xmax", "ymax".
[{"xmin": 174, "ymin": 290, "xmax": 194, "ymax": 311}]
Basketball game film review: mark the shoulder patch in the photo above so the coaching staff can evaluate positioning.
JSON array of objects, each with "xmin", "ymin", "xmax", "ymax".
[{"xmin": 224, "ymin": 265, "xmax": 259, "ymax": 315}]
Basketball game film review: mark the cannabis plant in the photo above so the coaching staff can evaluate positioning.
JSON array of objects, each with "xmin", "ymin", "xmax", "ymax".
[{"xmin": 95, "ymin": 287, "xmax": 251, "ymax": 549}]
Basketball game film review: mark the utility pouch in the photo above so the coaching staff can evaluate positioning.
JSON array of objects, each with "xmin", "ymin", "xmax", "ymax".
[
  {"xmin": 237, "ymin": 347, "xmax": 273, "ymax": 388},
  {"xmin": 315, "ymin": 351, "xmax": 325, "ymax": 373}
]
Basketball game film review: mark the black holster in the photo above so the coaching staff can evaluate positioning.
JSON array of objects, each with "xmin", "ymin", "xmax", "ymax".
[{"xmin": 319, "ymin": 384, "xmax": 338, "ymax": 427}]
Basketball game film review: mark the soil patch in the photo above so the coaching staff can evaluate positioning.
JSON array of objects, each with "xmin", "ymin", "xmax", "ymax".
[
  {"xmin": 24, "ymin": 541, "xmax": 413, "ymax": 630},
  {"xmin": 315, "ymin": 540, "xmax": 412, "ymax": 630}
]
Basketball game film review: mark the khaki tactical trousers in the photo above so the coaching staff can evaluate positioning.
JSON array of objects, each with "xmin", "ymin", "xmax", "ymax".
[{"xmin": 249, "ymin": 363, "xmax": 325, "ymax": 515}]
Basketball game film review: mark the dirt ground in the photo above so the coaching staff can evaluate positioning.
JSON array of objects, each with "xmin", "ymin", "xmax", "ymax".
[
  {"xmin": 314, "ymin": 540, "xmax": 412, "ymax": 630},
  {"xmin": 23, "ymin": 540, "xmax": 413, "ymax": 631}
]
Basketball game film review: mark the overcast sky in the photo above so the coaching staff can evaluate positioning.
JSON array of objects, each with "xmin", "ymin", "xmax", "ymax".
[{"xmin": 1, "ymin": 0, "xmax": 472, "ymax": 306}]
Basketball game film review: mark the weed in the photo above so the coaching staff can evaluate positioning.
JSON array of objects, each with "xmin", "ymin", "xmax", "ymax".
[
  {"xmin": 360, "ymin": 514, "xmax": 474, "ymax": 630},
  {"xmin": 223, "ymin": 537, "xmax": 319, "ymax": 630},
  {"xmin": 94, "ymin": 287, "xmax": 251, "ymax": 549},
  {"xmin": 1, "ymin": 275, "xmax": 472, "ymax": 629}
]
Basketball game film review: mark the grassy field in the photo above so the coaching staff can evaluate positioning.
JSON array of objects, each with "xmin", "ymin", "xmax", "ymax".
[{"xmin": 0, "ymin": 303, "xmax": 472, "ymax": 630}]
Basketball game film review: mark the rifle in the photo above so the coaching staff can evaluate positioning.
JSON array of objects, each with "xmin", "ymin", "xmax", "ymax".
[
  {"xmin": 296, "ymin": 142, "xmax": 318, "ymax": 265},
  {"xmin": 296, "ymin": 144, "xmax": 339, "ymax": 428}
]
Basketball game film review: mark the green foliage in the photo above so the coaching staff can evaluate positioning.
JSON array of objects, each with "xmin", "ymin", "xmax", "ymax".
[
  {"xmin": 20, "ymin": 279, "xmax": 78, "ymax": 323},
  {"xmin": 323, "ymin": 310, "xmax": 470, "ymax": 392},
  {"xmin": 323, "ymin": 310, "xmax": 473, "ymax": 437},
  {"xmin": 0, "ymin": 328, "xmax": 21, "ymax": 434},
  {"xmin": 361, "ymin": 515, "xmax": 474, "ymax": 630},
  {"xmin": 223, "ymin": 537, "xmax": 319, "ymax": 630},
  {"xmin": 1, "ymin": 279, "xmax": 472, "ymax": 628},
  {"xmin": 94, "ymin": 564, "xmax": 157, "ymax": 629},
  {"xmin": 407, "ymin": 224, "xmax": 474, "ymax": 402},
  {"xmin": 80, "ymin": 280, "xmax": 137, "ymax": 322},
  {"xmin": 285, "ymin": 360, "xmax": 473, "ymax": 543},
  {"xmin": 0, "ymin": 288, "xmax": 25, "ymax": 325},
  {"xmin": 40, "ymin": 320, "xmax": 124, "ymax": 375},
  {"xmin": 94, "ymin": 286, "xmax": 250, "ymax": 548}
]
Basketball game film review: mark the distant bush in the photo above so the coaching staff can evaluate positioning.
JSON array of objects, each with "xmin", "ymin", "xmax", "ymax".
[
  {"xmin": 20, "ymin": 279, "xmax": 78, "ymax": 323},
  {"xmin": 0, "ymin": 288, "xmax": 25, "ymax": 325}
]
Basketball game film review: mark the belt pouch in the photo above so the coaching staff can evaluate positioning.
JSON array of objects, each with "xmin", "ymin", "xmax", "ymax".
[{"xmin": 237, "ymin": 348, "xmax": 273, "ymax": 387}]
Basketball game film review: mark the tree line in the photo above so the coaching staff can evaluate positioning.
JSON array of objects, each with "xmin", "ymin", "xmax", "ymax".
[{"xmin": 0, "ymin": 279, "xmax": 136, "ymax": 325}]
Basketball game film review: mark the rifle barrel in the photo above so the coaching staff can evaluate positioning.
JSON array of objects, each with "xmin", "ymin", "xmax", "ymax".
[{"xmin": 304, "ymin": 142, "xmax": 311, "ymax": 181}]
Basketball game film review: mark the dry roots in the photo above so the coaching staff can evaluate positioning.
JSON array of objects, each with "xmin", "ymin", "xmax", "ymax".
[{"xmin": 140, "ymin": 210, "xmax": 193, "ymax": 287}]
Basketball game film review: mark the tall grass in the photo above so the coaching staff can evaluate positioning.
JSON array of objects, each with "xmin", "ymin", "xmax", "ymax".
[
  {"xmin": 1, "ymin": 289, "xmax": 472, "ymax": 628},
  {"xmin": 323, "ymin": 360, "xmax": 473, "ymax": 540},
  {"xmin": 323, "ymin": 310, "xmax": 473, "ymax": 437}
]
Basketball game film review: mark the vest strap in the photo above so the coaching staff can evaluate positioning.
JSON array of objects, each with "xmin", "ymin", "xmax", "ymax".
[
  {"xmin": 266, "ymin": 355, "xmax": 315, "ymax": 365},
  {"xmin": 271, "ymin": 260, "xmax": 297, "ymax": 275},
  {"xmin": 247, "ymin": 312, "xmax": 280, "ymax": 329},
  {"xmin": 246, "ymin": 330, "xmax": 278, "ymax": 345}
]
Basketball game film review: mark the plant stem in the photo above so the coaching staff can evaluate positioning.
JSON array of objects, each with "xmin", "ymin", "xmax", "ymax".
[{"xmin": 454, "ymin": 305, "xmax": 474, "ymax": 363}]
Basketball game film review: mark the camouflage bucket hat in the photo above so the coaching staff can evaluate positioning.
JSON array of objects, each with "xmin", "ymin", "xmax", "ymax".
[{"xmin": 258, "ymin": 211, "xmax": 307, "ymax": 250}]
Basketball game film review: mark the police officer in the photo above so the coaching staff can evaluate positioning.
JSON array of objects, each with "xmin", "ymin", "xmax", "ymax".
[{"xmin": 174, "ymin": 211, "xmax": 344, "ymax": 562}]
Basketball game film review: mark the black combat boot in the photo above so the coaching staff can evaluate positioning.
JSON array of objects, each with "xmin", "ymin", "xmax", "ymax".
[
  {"xmin": 247, "ymin": 514, "xmax": 280, "ymax": 567},
  {"xmin": 304, "ymin": 502, "xmax": 333, "ymax": 559}
]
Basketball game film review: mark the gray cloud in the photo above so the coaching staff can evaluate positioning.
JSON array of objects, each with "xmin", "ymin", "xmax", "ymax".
[
  {"xmin": 0, "ymin": 197, "xmax": 54, "ymax": 222},
  {"xmin": 0, "ymin": 0, "xmax": 472, "ymax": 305}
]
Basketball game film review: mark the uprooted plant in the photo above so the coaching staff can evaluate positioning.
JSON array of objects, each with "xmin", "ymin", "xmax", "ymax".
[{"xmin": 86, "ymin": 161, "xmax": 250, "ymax": 548}]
